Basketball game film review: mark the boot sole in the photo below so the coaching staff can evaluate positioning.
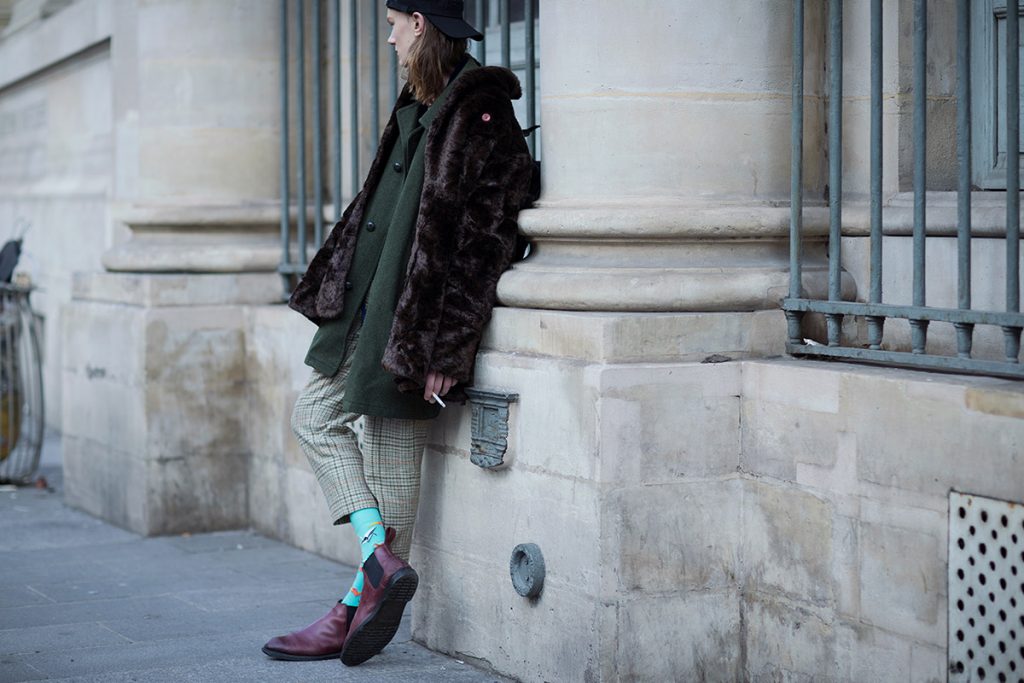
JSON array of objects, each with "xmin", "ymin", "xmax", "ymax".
[
  {"xmin": 261, "ymin": 645, "xmax": 342, "ymax": 661},
  {"xmin": 340, "ymin": 567, "xmax": 418, "ymax": 667}
]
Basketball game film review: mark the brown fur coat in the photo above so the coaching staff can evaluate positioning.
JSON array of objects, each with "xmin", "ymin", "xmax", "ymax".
[{"xmin": 289, "ymin": 66, "xmax": 534, "ymax": 395}]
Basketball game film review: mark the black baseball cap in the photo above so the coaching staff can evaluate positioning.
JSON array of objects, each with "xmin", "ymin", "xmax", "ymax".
[{"xmin": 385, "ymin": 0, "xmax": 484, "ymax": 41}]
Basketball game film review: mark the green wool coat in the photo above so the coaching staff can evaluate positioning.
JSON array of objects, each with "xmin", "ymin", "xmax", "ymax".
[
  {"xmin": 304, "ymin": 60, "xmax": 480, "ymax": 420},
  {"xmin": 290, "ymin": 61, "xmax": 533, "ymax": 415}
]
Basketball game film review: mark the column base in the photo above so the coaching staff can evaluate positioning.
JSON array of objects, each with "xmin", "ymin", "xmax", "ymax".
[
  {"xmin": 499, "ymin": 201, "xmax": 846, "ymax": 311},
  {"xmin": 101, "ymin": 203, "xmax": 301, "ymax": 273},
  {"xmin": 62, "ymin": 272, "xmax": 260, "ymax": 535}
]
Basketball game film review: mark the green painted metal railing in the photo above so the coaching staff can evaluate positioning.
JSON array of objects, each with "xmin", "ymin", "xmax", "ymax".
[
  {"xmin": 785, "ymin": 0, "xmax": 1024, "ymax": 379},
  {"xmin": 278, "ymin": 0, "xmax": 540, "ymax": 295}
]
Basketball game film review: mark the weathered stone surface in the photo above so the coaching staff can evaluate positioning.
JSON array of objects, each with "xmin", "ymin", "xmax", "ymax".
[
  {"xmin": 142, "ymin": 451, "xmax": 248, "ymax": 535},
  {"xmin": 909, "ymin": 643, "xmax": 945, "ymax": 683},
  {"xmin": 603, "ymin": 479, "xmax": 741, "ymax": 594},
  {"xmin": 282, "ymin": 462, "xmax": 360, "ymax": 566},
  {"xmin": 73, "ymin": 272, "xmax": 281, "ymax": 307},
  {"xmin": 614, "ymin": 591, "xmax": 741, "ymax": 682},
  {"xmin": 743, "ymin": 361, "xmax": 842, "ymax": 415},
  {"xmin": 742, "ymin": 480, "xmax": 834, "ymax": 607},
  {"xmin": 599, "ymin": 363, "xmax": 741, "ymax": 483},
  {"xmin": 62, "ymin": 293, "xmax": 251, "ymax": 535},
  {"xmin": 859, "ymin": 520, "xmax": 945, "ymax": 645},
  {"xmin": 63, "ymin": 437, "xmax": 148, "ymax": 533},
  {"xmin": 62, "ymin": 434, "xmax": 247, "ymax": 536},
  {"xmin": 410, "ymin": 549, "xmax": 603, "ymax": 683},
  {"xmin": 741, "ymin": 361, "xmax": 847, "ymax": 480},
  {"xmin": 965, "ymin": 381, "xmax": 1024, "ymax": 419},
  {"xmin": 847, "ymin": 371, "xmax": 1024, "ymax": 503},
  {"xmin": 470, "ymin": 351, "xmax": 600, "ymax": 481},
  {"xmin": 243, "ymin": 305, "xmax": 312, "ymax": 468},
  {"xmin": 539, "ymin": 0, "xmax": 824, "ymax": 203},
  {"xmin": 244, "ymin": 305, "xmax": 362, "ymax": 568},
  {"xmin": 743, "ymin": 596, "xmax": 836, "ymax": 682},
  {"xmin": 741, "ymin": 397, "xmax": 842, "ymax": 481},
  {"xmin": 416, "ymin": 445, "xmax": 603, "ymax": 595},
  {"xmin": 484, "ymin": 308, "xmax": 788, "ymax": 364},
  {"xmin": 832, "ymin": 621, "xmax": 914, "ymax": 682}
]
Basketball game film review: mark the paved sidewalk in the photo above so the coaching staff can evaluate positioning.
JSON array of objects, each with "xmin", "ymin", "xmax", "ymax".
[{"xmin": 0, "ymin": 436, "xmax": 509, "ymax": 682}]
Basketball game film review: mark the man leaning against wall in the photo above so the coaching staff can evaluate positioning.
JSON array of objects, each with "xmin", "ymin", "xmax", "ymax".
[{"xmin": 261, "ymin": 0, "xmax": 533, "ymax": 668}]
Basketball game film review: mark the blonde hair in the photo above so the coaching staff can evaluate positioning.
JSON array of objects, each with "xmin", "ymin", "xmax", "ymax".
[{"xmin": 405, "ymin": 18, "xmax": 467, "ymax": 104}]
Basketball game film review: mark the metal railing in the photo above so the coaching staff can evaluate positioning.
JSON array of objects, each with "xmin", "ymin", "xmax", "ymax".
[
  {"xmin": 0, "ymin": 284, "xmax": 44, "ymax": 485},
  {"xmin": 278, "ymin": 0, "xmax": 540, "ymax": 295},
  {"xmin": 785, "ymin": 0, "xmax": 1024, "ymax": 378}
]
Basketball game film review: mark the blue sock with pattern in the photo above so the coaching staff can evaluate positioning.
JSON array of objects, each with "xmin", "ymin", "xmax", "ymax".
[{"xmin": 341, "ymin": 507, "xmax": 386, "ymax": 607}]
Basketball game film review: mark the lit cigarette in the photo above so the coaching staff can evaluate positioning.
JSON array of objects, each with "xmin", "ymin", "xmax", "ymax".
[{"xmin": 431, "ymin": 392, "xmax": 446, "ymax": 408}]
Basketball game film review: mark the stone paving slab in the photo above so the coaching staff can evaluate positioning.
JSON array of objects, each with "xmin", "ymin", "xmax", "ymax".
[
  {"xmin": 0, "ymin": 456, "xmax": 511, "ymax": 683},
  {"xmin": 0, "ymin": 622, "xmax": 132, "ymax": 657}
]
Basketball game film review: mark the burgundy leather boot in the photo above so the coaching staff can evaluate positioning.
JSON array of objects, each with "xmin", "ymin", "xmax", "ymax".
[
  {"xmin": 341, "ymin": 528, "xmax": 418, "ymax": 666},
  {"xmin": 262, "ymin": 602, "xmax": 352, "ymax": 661}
]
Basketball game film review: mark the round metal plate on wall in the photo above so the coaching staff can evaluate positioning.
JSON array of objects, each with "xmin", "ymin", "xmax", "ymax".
[{"xmin": 509, "ymin": 543, "xmax": 545, "ymax": 599}]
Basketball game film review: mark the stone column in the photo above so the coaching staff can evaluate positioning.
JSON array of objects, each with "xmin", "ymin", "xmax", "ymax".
[
  {"xmin": 411, "ymin": 2, "xmax": 837, "ymax": 680},
  {"xmin": 62, "ymin": 0, "xmax": 283, "ymax": 535},
  {"xmin": 498, "ymin": 0, "xmax": 834, "ymax": 318},
  {"xmin": 103, "ymin": 0, "xmax": 282, "ymax": 273}
]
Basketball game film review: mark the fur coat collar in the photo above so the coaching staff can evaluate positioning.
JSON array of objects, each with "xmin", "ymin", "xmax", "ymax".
[{"xmin": 289, "ymin": 65, "xmax": 534, "ymax": 394}]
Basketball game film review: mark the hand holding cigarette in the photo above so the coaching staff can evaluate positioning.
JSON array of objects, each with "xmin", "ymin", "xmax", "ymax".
[{"xmin": 423, "ymin": 370, "xmax": 456, "ymax": 407}]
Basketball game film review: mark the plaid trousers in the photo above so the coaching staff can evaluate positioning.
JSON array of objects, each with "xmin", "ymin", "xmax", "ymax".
[{"xmin": 291, "ymin": 324, "xmax": 428, "ymax": 562}]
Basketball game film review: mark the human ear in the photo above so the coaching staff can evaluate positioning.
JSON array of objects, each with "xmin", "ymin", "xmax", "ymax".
[{"xmin": 411, "ymin": 11, "xmax": 426, "ymax": 36}]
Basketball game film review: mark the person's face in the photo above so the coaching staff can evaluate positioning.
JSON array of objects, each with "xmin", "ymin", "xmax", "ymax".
[{"xmin": 387, "ymin": 9, "xmax": 424, "ymax": 67}]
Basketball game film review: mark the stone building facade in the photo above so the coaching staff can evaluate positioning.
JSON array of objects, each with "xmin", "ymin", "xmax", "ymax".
[{"xmin": 1, "ymin": 1, "xmax": 1022, "ymax": 680}]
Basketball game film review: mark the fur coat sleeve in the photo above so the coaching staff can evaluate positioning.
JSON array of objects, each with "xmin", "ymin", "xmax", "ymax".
[{"xmin": 289, "ymin": 66, "xmax": 534, "ymax": 395}]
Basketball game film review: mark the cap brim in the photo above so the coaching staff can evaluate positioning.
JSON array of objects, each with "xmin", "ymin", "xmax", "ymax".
[{"xmin": 423, "ymin": 14, "xmax": 483, "ymax": 41}]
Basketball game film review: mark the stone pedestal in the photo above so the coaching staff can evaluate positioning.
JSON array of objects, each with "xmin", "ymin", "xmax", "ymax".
[
  {"xmin": 61, "ymin": 0, "xmax": 283, "ymax": 535},
  {"xmin": 414, "ymin": 313, "xmax": 759, "ymax": 680},
  {"xmin": 62, "ymin": 273, "xmax": 277, "ymax": 535}
]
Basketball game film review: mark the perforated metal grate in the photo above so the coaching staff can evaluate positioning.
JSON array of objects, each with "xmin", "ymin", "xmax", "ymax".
[{"xmin": 949, "ymin": 492, "xmax": 1024, "ymax": 682}]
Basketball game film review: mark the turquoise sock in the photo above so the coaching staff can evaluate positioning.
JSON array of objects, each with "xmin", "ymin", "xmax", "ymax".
[
  {"xmin": 341, "ymin": 507, "xmax": 385, "ymax": 607},
  {"xmin": 341, "ymin": 569, "xmax": 364, "ymax": 607}
]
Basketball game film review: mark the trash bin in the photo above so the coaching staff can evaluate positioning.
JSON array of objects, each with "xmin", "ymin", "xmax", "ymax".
[{"xmin": 0, "ymin": 283, "xmax": 44, "ymax": 484}]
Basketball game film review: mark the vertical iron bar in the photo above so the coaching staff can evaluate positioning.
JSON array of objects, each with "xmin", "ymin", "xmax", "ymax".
[
  {"xmin": 280, "ymin": 0, "xmax": 290, "ymax": 294},
  {"xmin": 296, "ymin": 0, "xmax": 307, "ymax": 266},
  {"xmin": 390, "ymin": 45, "xmax": 398, "ymax": 102},
  {"xmin": 525, "ymin": 0, "xmax": 536, "ymax": 157},
  {"xmin": 1009, "ymin": 0, "xmax": 1021, "ymax": 314},
  {"xmin": 910, "ymin": 0, "xmax": 928, "ymax": 354},
  {"xmin": 787, "ymin": 0, "xmax": 805, "ymax": 346},
  {"xmin": 312, "ymin": 0, "xmax": 324, "ymax": 253},
  {"xmin": 475, "ymin": 0, "xmax": 485, "ymax": 63},
  {"xmin": 868, "ymin": 0, "xmax": 884, "ymax": 349},
  {"xmin": 333, "ymin": 0, "xmax": 342, "ymax": 221},
  {"xmin": 500, "ymin": 0, "xmax": 510, "ymax": 68},
  {"xmin": 13, "ymin": 297, "xmax": 22, "ymax": 478},
  {"xmin": 5, "ymin": 294, "xmax": 14, "ymax": 480},
  {"xmin": 371, "ymin": 4, "xmax": 380, "ymax": 144},
  {"xmin": 826, "ymin": 0, "xmax": 843, "ymax": 346},
  {"xmin": 956, "ymin": 0, "xmax": 974, "ymax": 358},
  {"xmin": 349, "ymin": 0, "xmax": 360, "ymax": 196},
  {"xmin": 1007, "ymin": 0, "xmax": 1023, "ymax": 362}
]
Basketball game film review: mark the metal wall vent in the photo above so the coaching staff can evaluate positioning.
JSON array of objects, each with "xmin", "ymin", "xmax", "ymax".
[{"xmin": 949, "ymin": 492, "xmax": 1024, "ymax": 682}]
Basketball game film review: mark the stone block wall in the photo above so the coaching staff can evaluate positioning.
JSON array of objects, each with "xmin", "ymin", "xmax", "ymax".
[
  {"xmin": 739, "ymin": 360, "xmax": 1022, "ymax": 682},
  {"xmin": 243, "ymin": 304, "xmax": 362, "ymax": 569},
  {"xmin": 408, "ymin": 344, "xmax": 1023, "ymax": 681},
  {"xmin": 0, "ymin": 0, "xmax": 115, "ymax": 430},
  {"xmin": 61, "ymin": 273, "xmax": 275, "ymax": 535}
]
